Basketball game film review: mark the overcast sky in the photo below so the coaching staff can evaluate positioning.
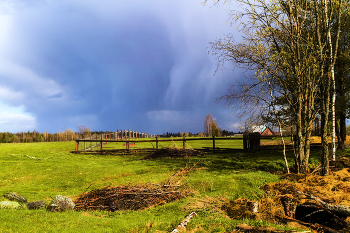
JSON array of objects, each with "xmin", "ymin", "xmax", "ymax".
[{"xmin": 0, "ymin": 0, "xmax": 245, "ymax": 134}]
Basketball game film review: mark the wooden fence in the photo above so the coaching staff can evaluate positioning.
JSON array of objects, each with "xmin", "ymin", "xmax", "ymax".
[
  {"xmin": 74, "ymin": 133, "xmax": 327, "ymax": 153},
  {"xmin": 74, "ymin": 135, "xmax": 251, "ymax": 153}
]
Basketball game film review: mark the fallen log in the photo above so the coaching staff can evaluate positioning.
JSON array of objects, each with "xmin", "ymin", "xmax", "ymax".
[
  {"xmin": 297, "ymin": 191, "xmax": 350, "ymax": 219},
  {"xmin": 171, "ymin": 212, "xmax": 197, "ymax": 233}
]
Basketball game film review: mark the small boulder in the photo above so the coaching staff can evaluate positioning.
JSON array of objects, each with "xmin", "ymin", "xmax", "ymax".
[
  {"xmin": 3, "ymin": 192, "xmax": 27, "ymax": 203},
  {"xmin": 26, "ymin": 200, "xmax": 46, "ymax": 210},
  {"xmin": 47, "ymin": 195, "xmax": 75, "ymax": 212},
  {"xmin": 0, "ymin": 201, "xmax": 24, "ymax": 210}
]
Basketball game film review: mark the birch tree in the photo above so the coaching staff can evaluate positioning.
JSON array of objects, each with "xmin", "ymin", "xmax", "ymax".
[
  {"xmin": 208, "ymin": 0, "xmax": 344, "ymax": 174},
  {"xmin": 204, "ymin": 113, "xmax": 214, "ymax": 137},
  {"xmin": 334, "ymin": 2, "xmax": 350, "ymax": 151},
  {"xmin": 204, "ymin": 113, "xmax": 221, "ymax": 136}
]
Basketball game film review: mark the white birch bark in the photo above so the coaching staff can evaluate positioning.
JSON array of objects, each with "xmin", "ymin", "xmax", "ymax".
[{"xmin": 325, "ymin": 0, "xmax": 337, "ymax": 161}]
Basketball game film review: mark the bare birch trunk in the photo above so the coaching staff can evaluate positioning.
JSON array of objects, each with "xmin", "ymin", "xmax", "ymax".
[
  {"xmin": 171, "ymin": 212, "xmax": 197, "ymax": 233},
  {"xmin": 269, "ymin": 82, "xmax": 289, "ymax": 173},
  {"xmin": 321, "ymin": 82, "xmax": 330, "ymax": 176},
  {"xmin": 325, "ymin": 0, "xmax": 336, "ymax": 161}
]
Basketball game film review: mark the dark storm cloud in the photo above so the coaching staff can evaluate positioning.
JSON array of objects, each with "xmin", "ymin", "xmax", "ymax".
[{"xmin": 0, "ymin": 0, "xmax": 243, "ymax": 134}]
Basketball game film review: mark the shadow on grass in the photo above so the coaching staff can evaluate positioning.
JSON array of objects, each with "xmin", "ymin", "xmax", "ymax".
[{"xmin": 138, "ymin": 148, "xmax": 324, "ymax": 175}]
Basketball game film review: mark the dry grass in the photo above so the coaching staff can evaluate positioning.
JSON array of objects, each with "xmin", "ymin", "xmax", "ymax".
[
  {"xmin": 182, "ymin": 195, "xmax": 229, "ymax": 219},
  {"xmin": 261, "ymin": 135, "xmax": 350, "ymax": 146},
  {"xmin": 223, "ymin": 168, "xmax": 350, "ymax": 227}
]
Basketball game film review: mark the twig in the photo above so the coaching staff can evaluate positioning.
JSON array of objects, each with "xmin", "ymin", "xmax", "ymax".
[
  {"xmin": 84, "ymin": 183, "xmax": 94, "ymax": 193},
  {"xmin": 311, "ymin": 163, "xmax": 322, "ymax": 174},
  {"xmin": 300, "ymin": 209, "xmax": 325, "ymax": 220}
]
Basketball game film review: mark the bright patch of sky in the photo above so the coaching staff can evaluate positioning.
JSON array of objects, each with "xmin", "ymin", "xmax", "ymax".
[{"xmin": 0, "ymin": 103, "xmax": 36, "ymax": 132}]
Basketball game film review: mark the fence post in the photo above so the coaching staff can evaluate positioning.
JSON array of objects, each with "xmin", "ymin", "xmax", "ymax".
[
  {"xmin": 249, "ymin": 133, "xmax": 261, "ymax": 152},
  {"xmin": 243, "ymin": 133, "xmax": 249, "ymax": 152},
  {"xmin": 213, "ymin": 136, "xmax": 216, "ymax": 151},
  {"xmin": 84, "ymin": 137, "xmax": 86, "ymax": 152},
  {"xmin": 183, "ymin": 136, "xmax": 186, "ymax": 149},
  {"xmin": 156, "ymin": 136, "xmax": 159, "ymax": 149},
  {"xmin": 128, "ymin": 129, "xmax": 131, "ymax": 139},
  {"xmin": 75, "ymin": 141, "xmax": 79, "ymax": 152},
  {"xmin": 100, "ymin": 133, "xmax": 103, "ymax": 150},
  {"xmin": 121, "ymin": 129, "xmax": 123, "ymax": 139}
]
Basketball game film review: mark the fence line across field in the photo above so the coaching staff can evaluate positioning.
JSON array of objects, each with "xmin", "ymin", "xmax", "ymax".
[{"xmin": 74, "ymin": 133, "xmax": 266, "ymax": 152}]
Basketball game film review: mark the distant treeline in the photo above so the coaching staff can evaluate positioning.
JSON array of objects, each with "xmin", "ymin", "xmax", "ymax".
[
  {"xmin": 222, "ymin": 130, "xmax": 241, "ymax": 136},
  {"xmin": 0, "ymin": 130, "xmax": 78, "ymax": 143}
]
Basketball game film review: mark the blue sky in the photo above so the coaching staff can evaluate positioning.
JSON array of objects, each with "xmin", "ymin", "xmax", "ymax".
[{"xmin": 0, "ymin": 0, "xmax": 244, "ymax": 134}]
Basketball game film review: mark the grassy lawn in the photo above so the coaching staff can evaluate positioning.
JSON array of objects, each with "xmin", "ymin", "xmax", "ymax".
[{"xmin": 0, "ymin": 139, "xmax": 330, "ymax": 232}]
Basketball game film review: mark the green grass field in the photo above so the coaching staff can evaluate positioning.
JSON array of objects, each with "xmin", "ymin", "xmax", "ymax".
[{"xmin": 0, "ymin": 139, "xmax": 331, "ymax": 232}]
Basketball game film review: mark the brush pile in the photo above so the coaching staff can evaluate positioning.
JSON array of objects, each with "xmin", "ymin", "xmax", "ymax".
[
  {"xmin": 74, "ymin": 184, "xmax": 186, "ymax": 212},
  {"xmin": 75, "ymin": 165, "xmax": 196, "ymax": 212},
  {"xmin": 144, "ymin": 148, "xmax": 203, "ymax": 159}
]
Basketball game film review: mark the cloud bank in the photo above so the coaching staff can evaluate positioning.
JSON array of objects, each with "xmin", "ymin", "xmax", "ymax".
[{"xmin": 0, "ymin": 0, "xmax": 243, "ymax": 134}]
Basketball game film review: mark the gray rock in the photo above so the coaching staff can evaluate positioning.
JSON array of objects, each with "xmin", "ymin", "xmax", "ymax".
[
  {"xmin": 0, "ymin": 201, "xmax": 24, "ymax": 209},
  {"xmin": 47, "ymin": 195, "xmax": 75, "ymax": 212},
  {"xmin": 3, "ymin": 192, "xmax": 27, "ymax": 203},
  {"xmin": 26, "ymin": 200, "xmax": 46, "ymax": 210}
]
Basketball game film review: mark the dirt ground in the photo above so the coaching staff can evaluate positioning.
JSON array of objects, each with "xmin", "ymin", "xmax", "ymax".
[{"xmin": 260, "ymin": 135, "xmax": 350, "ymax": 147}]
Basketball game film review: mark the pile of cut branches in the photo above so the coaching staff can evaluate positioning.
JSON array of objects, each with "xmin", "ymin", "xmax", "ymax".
[
  {"xmin": 74, "ymin": 184, "xmax": 186, "ymax": 212},
  {"xmin": 75, "ymin": 165, "xmax": 196, "ymax": 212},
  {"xmin": 144, "ymin": 148, "xmax": 203, "ymax": 159}
]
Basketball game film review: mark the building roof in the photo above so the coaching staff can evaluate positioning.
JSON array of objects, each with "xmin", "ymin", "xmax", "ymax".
[{"xmin": 252, "ymin": 125, "xmax": 266, "ymax": 133}]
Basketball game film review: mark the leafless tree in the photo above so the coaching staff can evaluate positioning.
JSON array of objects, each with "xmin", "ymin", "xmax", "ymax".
[
  {"xmin": 78, "ymin": 125, "xmax": 90, "ymax": 139},
  {"xmin": 207, "ymin": 0, "xmax": 344, "ymax": 174}
]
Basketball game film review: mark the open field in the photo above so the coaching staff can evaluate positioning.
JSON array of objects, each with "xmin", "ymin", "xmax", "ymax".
[{"xmin": 0, "ymin": 139, "xmax": 347, "ymax": 232}]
